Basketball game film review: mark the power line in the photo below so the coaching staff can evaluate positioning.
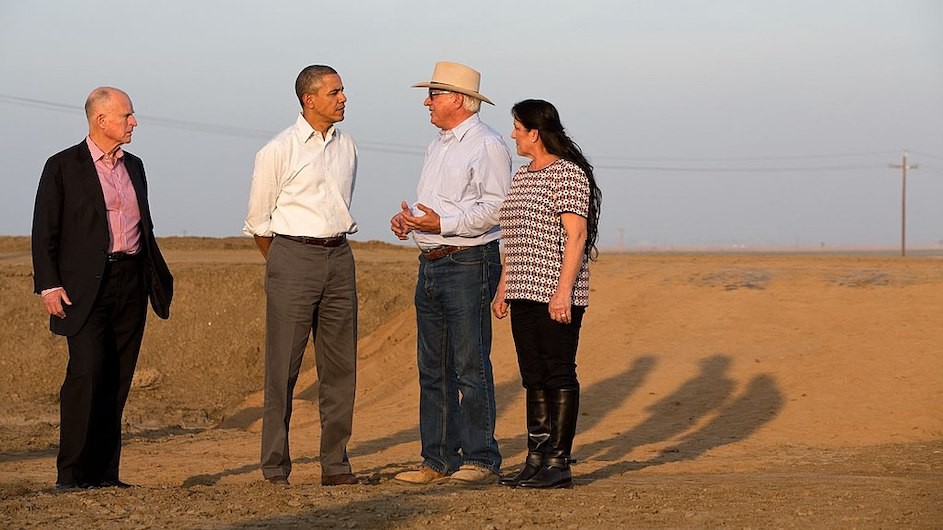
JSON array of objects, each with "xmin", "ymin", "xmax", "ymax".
[
  {"xmin": 594, "ymin": 163, "xmax": 886, "ymax": 172},
  {"xmin": 0, "ymin": 93, "xmax": 426, "ymax": 154},
  {"xmin": 591, "ymin": 150, "xmax": 901, "ymax": 163},
  {"xmin": 0, "ymin": 94, "xmax": 77, "ymax": 113},
  {"xmin": 133, "ymin": 116, "xmax": 276, "ymax": 139},
  {"xmin": 909, "ymin": 150, "xmax": 943, "ymax": 162},
  {"xmin": 354, "ymin": 139, "xmax": 426, "ymax": 156},
  {"xmin": 0, "ymin": 93, "xmax": 427, "ymax": 156},
  {"xmin": 0, "ymin": 94, "xmax": 276, "ymax": 139},
  {"xmin": 355, "ymin": 144, "xmax": 425, "ymax": 156},
  {"xmin": 0, "ymin": 93, "xmax": 935, "ymax": 169}
]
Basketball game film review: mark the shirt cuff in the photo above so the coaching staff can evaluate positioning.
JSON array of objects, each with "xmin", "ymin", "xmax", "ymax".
[
  {"xmin": 40, "ymin": 287, "xmax": 63, "ymax": 297},
  {"xmin": 242, "ymin": 224, "xmax": 273, "ymax": 238},
  {"xmin": 438, "ymin": 216, "xmax": 457, "ymax": 236}
]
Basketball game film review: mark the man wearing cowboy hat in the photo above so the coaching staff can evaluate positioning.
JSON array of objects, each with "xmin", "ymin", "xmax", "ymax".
[{"xmin": 391, "ymin": 61, "xmax": 511, "ymax": 485}]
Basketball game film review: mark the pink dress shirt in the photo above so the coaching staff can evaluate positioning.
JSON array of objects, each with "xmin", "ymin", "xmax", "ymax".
[
  {"xmin": 86, "ymin": 137, "xmax": 142, "ymax": 254},
  {"xmin": 40, "ymin": 139, "xmax": 144, "ymax": 298}
]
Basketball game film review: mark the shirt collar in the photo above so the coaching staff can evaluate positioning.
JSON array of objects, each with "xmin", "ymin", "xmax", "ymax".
[
  {"xmin": 295, "ymin": 113, "xmax": 336, "ymax": 144},
  {"xmin": 85, "ymin": 136, "xmax": 124, "ymax": 162},
  {"xmin": 443, "ymin": 113, "xmax": 480, "ymax": 143}
]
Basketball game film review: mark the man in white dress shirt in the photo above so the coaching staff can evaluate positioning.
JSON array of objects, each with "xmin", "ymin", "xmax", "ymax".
[
  {"xmin": 244, "ymin": 65, "xmax": 359, "ymax": 487},
  {"xmin": 391, "ymin": 61, "xmax": 512, "ymax": 485}
]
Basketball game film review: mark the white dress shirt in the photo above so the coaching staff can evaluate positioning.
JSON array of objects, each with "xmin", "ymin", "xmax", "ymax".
[
  {"xmin": 244, "ymin": 114, "xmax": 358, "ymax": 238},
  {"xmin": 412, "ymin": 113, "xmax": 512, "ymax": 250}
]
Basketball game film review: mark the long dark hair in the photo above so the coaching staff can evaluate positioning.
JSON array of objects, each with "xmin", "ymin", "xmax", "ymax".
[{"xmin": 512, "ymin": 99, "xmax": 602, "ymax": 260}]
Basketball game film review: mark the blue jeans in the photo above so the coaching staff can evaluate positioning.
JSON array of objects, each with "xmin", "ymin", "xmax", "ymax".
[{"xmin": 415, "ymin": 241, "xmax": 502, "ymax": 474}]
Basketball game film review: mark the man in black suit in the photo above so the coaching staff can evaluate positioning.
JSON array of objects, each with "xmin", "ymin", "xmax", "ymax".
[{"xmin": 31, "ymin": 86, "xmax": 173, "ymax": 491}]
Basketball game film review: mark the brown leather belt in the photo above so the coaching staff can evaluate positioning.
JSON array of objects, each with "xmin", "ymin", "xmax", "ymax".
[
  {"xmin": 277, "ymin": 234, "xmax": 347, "ymax": 247},
  {"xmin": 421, "ymin": 245, "xmax": 470, "ymax": 261}
]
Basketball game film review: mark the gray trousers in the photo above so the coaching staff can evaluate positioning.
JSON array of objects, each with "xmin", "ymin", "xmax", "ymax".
[{"xmin": 260, "ymin": 236, "xmax": 357, "ymax": 479}]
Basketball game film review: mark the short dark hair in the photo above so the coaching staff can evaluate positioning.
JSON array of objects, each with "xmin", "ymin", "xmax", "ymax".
[{"xmin": 295, "ymin": 65, "xmax": 338, "ymax": 106}]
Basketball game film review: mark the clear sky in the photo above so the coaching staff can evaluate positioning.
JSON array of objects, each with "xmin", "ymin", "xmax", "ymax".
[{"xmin": 2, "ymin": 0, "xmax": 942, "ymax": 248}]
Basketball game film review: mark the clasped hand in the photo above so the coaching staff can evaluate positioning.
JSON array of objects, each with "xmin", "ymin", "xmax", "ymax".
[{"xmin": 390, "ymin": 200, "xmax": 441, "ymax": 240}]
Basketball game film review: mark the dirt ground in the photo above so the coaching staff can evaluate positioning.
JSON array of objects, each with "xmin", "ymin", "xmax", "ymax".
[{"xmin": 1, "ymin": 237, "xmax": 940, "ymax": 528}]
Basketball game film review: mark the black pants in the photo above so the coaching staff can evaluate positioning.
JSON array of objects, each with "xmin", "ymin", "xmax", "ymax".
[
  {"xmin": 509, "ymin": 300, "xmax": 585, "ymax": 390},
  {"xmin": 58, "ymin": 258, "xmax": 147, "ymax": 485}
]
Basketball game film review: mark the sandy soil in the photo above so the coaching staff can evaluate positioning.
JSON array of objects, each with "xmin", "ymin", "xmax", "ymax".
[{"xmin": 1, "ymin": 237, "xmax": 941, "ymax": 528}]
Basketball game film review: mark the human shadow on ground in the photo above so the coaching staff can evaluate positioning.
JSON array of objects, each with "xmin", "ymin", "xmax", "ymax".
[
  {"xmin": 581, "ymin": 366, "xmax": 784, "ymax": 482},
  {"xmin": 218, "ymin": 407, "xmax": 263, "ymax": 430},
  {"xmin": 352, "ymin": 354, "xmax": 658, "ymax": 471},
  {"xmin": 497, "ymin": 355, "xmax": 657, "ymax": 469},
  {"xmin": 578, "ymin": 355, "xmax": 735, "ymax": 464},
  {"xmin": 0, "ymin": 426, "xmax": 206, "ymax": 465},
  {"xmin": 181, "ymin": 462, "xmax": 261, "ymax": 488},
  {"xmin": 0, "ymin": 447, "xmax": 57, "ymax": 464},
  {"xmin": 184, "ymin": 374, "xmax": 527, "ymax": 486},
  {"xmin": 216, "ymin": 370, "xmax": 323, "ymax": 430},
  {"xmin": 348, "ymin": 377, "xmax": 524, "ymax": 460},
  {"xmin": 185, "ymin": 352, "xmax": 780, "ymax": 487}
]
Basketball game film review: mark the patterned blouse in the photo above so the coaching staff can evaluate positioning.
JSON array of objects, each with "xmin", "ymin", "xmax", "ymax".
[{"xmin": 499, "ymin": 158, "xmax": 591, "ymax": 306}]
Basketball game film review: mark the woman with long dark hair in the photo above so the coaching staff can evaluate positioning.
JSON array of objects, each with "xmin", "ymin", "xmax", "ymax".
[{"xmin": 492, "ymin": 99, "xmax": 601, "ymax": 488}]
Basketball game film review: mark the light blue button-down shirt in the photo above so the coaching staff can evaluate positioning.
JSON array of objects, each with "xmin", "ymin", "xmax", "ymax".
[{"xmin": 412, "ymin": 113, "xmax": 512, "ymax": 250}]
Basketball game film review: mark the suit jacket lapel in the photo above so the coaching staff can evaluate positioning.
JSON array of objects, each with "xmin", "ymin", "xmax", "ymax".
[
  {"xmin": 124, "ymin": 155, "xmax": 152, "ymax": 231},
  {"xmin": 74, "ymin": 140, "xmax": 109, "ymax": 226}
]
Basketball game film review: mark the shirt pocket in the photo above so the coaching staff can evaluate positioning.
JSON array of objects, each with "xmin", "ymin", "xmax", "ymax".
[
  {"xmin": 435, "ymin": 164, "xmax": 473, "ymax": 202},
  {"xmin": 333, "ymin": 155, "xmax": 356, "ymax": 196}
]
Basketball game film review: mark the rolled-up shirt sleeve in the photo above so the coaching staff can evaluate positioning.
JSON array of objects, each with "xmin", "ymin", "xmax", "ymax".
[
  {"xmin": 243, "ymin": 144, "xmax": 281, "ymax": 237},
  {"xmin": 438, "ymin": 138, "xmax": 511, "ymax": 237}
]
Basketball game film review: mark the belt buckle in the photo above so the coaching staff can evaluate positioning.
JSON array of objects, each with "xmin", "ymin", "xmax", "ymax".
[
  {"xmin": 320, "ymin": 235, "xmax": 345, "ymax": 247},
  {"xmin": 281, "ymin": 234, "xmax": 345, "ymax": 247},
  {"xmin": 423, "ymin": 245, "xmax": 459, "ymax": 261}
]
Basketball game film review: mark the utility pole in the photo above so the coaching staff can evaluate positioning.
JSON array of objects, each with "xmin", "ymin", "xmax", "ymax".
[{"xmin": 890, "ymin": 151, "xmax": 918, "ymax": 257}]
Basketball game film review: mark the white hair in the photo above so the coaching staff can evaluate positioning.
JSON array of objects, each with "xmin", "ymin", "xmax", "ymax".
[{"xmin": 461, "ymin": 94, "xmax": 481, "ymax": 113}]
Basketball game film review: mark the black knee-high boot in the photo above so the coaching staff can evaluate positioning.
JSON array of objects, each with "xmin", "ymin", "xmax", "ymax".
[
  {"xmin": 518, "ymin": 387, "xmax": 578, "ymax": 489},
  {"xmin": 499, "ymin": 389, "xmax": 550, "ymax": 487}
]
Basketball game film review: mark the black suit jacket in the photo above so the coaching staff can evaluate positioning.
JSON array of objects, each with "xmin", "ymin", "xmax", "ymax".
[{"xmin": 31, "ymin": 140, "xmax": 173, "ymax": 337}]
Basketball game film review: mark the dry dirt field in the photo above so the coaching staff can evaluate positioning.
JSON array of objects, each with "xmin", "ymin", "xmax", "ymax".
[{"xmin": 1, "ymin": 236, "xmax": 941, "ymax": 529}]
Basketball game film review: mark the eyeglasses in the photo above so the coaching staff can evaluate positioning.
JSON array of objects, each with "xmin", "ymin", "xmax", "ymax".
[{"xmin": 428, "ymin": 89, "xmax": 453, "ymax": 98}]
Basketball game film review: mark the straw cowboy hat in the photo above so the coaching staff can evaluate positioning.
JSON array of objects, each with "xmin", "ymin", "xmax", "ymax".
[{"xmin": 412, "ymin": 61, "xmax": 494, "ymax": 105}]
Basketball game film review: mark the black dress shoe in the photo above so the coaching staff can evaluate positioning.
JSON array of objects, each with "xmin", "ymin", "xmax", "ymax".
[
  {"xmin": 321, "ymin": 473, "xmax": 359, "ymax": 486},
  {"xmin": 55, "ymin": 482, "xmax": 91, "ymax": 491},
  {"xmin": 266, "ymin": 476, "xmax": 290, "ymax": 486},
  {"xmin": 98, "ymin": 480, "xmax": 135, "ymax": 489}
]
